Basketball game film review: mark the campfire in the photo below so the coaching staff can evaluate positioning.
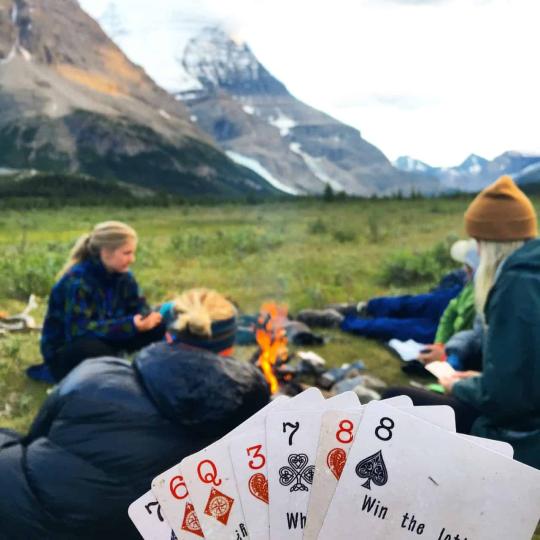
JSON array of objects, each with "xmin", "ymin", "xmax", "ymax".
[
  {"xmin": 254, "ymin": 302, "xmax": 289, "ymax": 394},
  {"xmin": 251, "ymin": 301, "xmax": 385, "ymax": 401}
]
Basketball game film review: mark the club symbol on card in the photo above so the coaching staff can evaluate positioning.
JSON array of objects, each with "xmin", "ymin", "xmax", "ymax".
[
  {"xmin": 248, "ymin": 473, "xmax": 269, "ymax": 504},
  {"xmin": 327, "ymin": 447, "xmax": 347, "ymax": 480},
  {"xmin": 182, "ymin": 502, "xmax": 204, "ymax": 537},
  {"xmin": 355, "ymin": 450, "xmax": 388, "ymax": 490},
  {"xmin": 279, "ymin": 453, "xmax": 315, "ymax": 492},
  {"xmin": 204, "ymin": 487, "xmax": 234, "ymax": 525}
]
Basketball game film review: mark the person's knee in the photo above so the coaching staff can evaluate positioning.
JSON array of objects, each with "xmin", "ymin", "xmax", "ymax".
[{"xmin": 381, "ymin": 386, "xmax": 410, "ymax": 400}]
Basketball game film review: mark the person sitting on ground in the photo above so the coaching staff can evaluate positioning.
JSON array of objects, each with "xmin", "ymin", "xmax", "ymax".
[
  {"xmin": 416, "ymin": 239, "xmax": 479, "ymax": 370},
  {"xmin": 0, "ymin": 288, "xmax": 270, "ymax": 538},
  {"xmin": 297, "ymin": 239, "xmax": 477, "ymax": 345},
  {"xmin": 383, "ymin": 176, "xmax": 540, "ymax": 469},
  {"xmin": 37, "ymin": 221, "xmax": 165, "ymax": 382}
]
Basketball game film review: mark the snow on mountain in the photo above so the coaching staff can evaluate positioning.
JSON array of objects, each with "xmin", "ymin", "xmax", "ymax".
[
  {"xmin": 393, "ymin": 156, "xmax": 432, "ymax": 173},
  {"xmin": 395, "ymin": 151, "xmax": 540, "ymax": 192},
  {"xmin": 79, "ymin": 1, "xmax": 439, "ymax": 196},
  {"xmin": 455, "ymin": 154, "xmax": 488, "ymax": 176},
  {"xmin": 79, "ymin": 0, "xmax": 216, "ymax": 93},
  {"xmin": 226, "ymin": 151, "xmax": 299, "ymax": 195}
]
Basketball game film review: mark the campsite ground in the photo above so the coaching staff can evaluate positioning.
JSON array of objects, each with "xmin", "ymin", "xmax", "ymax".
[
  {"xmin": 1, "ymin": 197, "xmax": 539, "ymax": 538},
  {"xmin": 1, "ymin": 197, "xmax": 477, "ymax": 431}
]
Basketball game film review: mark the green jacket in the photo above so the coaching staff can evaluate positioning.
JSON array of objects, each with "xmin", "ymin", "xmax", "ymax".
[
  {"xmin": 434, "ymin": 280, "xmax": 475, "ymax": 344},
  {"xmin": 453, "ymin": 240, "xmax": 540, "ymax": 469}
]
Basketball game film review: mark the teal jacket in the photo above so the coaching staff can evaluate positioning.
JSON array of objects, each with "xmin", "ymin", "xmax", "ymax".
[{"xmin": 453, "ymin": 240, "xmax": 540, "ymax": 469}]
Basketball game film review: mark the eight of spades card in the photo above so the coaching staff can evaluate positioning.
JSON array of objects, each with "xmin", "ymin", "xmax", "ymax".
[
  {"xmin": 318, "ymin": 401, "xmax": 540, "ymax": 540},
  {"xmin": 128, "ymin": 491, "xmax": 178, "ymax": 540},
  {"xmin": 228, "ymin": 387, "xmax": 327, "ymax": 540},
  {"xmin": 266, "ymin": 392, "xmax": 360, "ymax": 539},
  {"xmin": 303, "ymin": 395, "xmax": 415, "ymax": 540}
]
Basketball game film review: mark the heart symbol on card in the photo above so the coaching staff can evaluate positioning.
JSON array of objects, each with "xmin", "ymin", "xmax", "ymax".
[
  {"xmin": 248, "ymin": 473, "xmax": 269, "ymax": 504},
  {"xmin": 327, "ymin": 448, "xmax": 347, "ymax": 480}
]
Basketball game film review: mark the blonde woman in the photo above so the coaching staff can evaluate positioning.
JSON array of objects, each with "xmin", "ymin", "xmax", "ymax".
[
  {"xmin": 384, "ymin": 176, "xmax": 540, "ymax": 469},
  {"xmin": 39, "ymin": 221, "xmax": 164, "ymax": 381},
  {"xmin": 1, "ymin": 288, "xmax": 269, "ymax": 537}
]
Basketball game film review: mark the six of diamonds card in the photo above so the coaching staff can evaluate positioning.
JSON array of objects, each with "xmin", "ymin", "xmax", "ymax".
[{"xmin": 130, "ymin": 390, "xmax": 540, "ymax": 540}]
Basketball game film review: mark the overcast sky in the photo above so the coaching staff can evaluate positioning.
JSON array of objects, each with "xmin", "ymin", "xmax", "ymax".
[{"xmin": 81, "ymin": 0, "xmax": 540, "ymax": 167}]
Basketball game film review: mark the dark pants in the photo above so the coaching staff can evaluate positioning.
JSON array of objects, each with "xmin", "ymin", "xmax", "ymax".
[
  {"xmin": 48, "ymin": 324, "xmax": 166, "ymax": 382},
  {"xmin": 382, "ymin": 386, "xmax": 480, "ymax": 434},
  {"xmin": 341, "ymin": 286, "xmax": 462, "ymax": 343},
  {"xmin": 367, "ymin": 286, "xmax": 461, "ymax": 320}
]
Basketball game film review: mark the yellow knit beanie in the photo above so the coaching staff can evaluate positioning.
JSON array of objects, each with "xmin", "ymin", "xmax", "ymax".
[{"xmin": 464, "ymin": 175, "xmax": 537, "ymax": 241}]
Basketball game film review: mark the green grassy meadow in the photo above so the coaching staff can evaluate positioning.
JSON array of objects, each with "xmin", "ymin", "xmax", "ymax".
[
  {"xmin": 0, "ymin": 196, "xmax": 479, "ymax": 432},
  {"xmin": 1, "ymin": 198, "xmax": 539, "ymax": 538}
]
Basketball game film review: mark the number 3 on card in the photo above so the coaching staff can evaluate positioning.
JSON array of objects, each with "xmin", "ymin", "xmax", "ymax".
[
  {"xmin": 247, "ymin": 444, "xmax": 266, "ymax": 470},
  {"xmin": 336, "ymin": 419, "xmax": 354, "ymax": 444}
]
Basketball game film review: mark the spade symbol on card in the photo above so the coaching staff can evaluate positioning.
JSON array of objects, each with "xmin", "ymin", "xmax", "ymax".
[
  {"xmin": 182, "ymin": 502, "xmax": 204, "ymax": 537},
  {"xmin": 355, "ymin": 450, "xmax": 388, "ymax": 490},
  {"xmin": 204, "ymin": 487, "xmax": 235, "ymax": 525},
  {"xmin": 279, "ymin": 453, "xmax": 315, "ymax": 492},
  {"xmin": 327, "ymin": 448, "xmax": 347, "ymax": 480},
  {"xmin": 249, "ymin": 473, "xmax": 269, "ymax": 504}
]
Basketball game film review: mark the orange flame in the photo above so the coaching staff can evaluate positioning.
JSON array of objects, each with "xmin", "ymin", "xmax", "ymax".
[{"xmin": 256, "ymin": 302, "xmax": 288, "ymax": 394}]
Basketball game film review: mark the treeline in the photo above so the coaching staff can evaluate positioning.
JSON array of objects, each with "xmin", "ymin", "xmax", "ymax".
[{"xmin": 0, "ymin": 172, "xmax": 186, "ymax": 209}]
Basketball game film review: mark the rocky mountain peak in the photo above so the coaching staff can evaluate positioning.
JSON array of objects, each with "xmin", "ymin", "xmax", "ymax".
[
  {"xmin": 393, "ymin": 156, "xmax": 432, "ymax": 173},
  {"xmin": 0, "ymin": 0, "xmax": 276, "ymax": 199},
  {"xmin": 183, "ymin": 26, "xmax": 287, "ymax": 96}
]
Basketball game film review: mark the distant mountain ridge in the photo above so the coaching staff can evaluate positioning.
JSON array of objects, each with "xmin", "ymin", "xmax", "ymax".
[
  {"xmin": 394, "ymin": 151, "xmax": 540, "ymax": 192},
  {"xmin": 86, "ymin": 2, "xmax": 441, "ymax": 197},
  {"xmin": 0, "ymin": 0, "xmax": 278, "ymax": 199},
  {"xmin": 173, "ymin": 27, "xmax": 439, "ymax": 196}
]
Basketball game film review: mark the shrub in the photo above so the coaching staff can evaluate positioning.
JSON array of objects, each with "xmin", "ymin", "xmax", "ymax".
[
  {"xmin": 0, "ymin": 243, "xmax": 66, "ymax": 300},
  {"xmin": 380, "ymin": 240, "xmax": 456, "ymax": 287},
  {"xmin": 307, "ymin": 218, "xmax": 328, "ymax": 235},
  {"xmin": 333, "ymin": 229, "xmax": 357, "ymax": 243},
  {"xmin": 169, "ymin": 229, "xmax": 283, "ymax": 258}
]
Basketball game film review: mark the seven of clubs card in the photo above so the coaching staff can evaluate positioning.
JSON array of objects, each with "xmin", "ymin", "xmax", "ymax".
[
  {"xmin": 265, "ymin": 392, "xmax": 360, "ymax": 539},
  {"xmin": 228, "ymin": 387, "xmax": 328, "ymax": 540}
]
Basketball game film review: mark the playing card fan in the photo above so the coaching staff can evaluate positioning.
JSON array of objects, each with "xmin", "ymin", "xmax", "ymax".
[{"xmin": 133, "ymin": 388, "xmax": 540, "ymax": 540}]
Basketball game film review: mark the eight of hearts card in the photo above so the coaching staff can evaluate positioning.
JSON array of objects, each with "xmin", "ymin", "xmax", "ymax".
[
  {"xmin": 265, "ymin": 392, "xmax": 361, "ymax": 539},
  {"xmin": 303, "ymin": 400, "xmax": 454, "ymax": 540},
  {"xmin": 318, "ymin": 401, "xmax": 540, "ymax": 540}
]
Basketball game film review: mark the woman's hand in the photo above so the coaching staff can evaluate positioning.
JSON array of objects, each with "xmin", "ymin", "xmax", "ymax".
[
  {"xmin": 134, "ymin": 312, "xmax": 163, "ymax": 332},
  {"xmin": 439, "ymin": 370, "xmax": 481, "ymax": 394},
  {"xmin": 418, "ymin": 343, "xmax": 446, "ymax": 364}
]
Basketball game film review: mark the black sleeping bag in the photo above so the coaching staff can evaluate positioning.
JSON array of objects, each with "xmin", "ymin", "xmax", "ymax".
[{"xmin": 0, "ymin": 342, "xmax": 270, "ymax": 540}]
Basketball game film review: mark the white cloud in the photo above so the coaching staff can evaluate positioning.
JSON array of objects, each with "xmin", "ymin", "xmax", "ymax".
[{"xmin": 80, "ymin": 0, "xmax": 540, "ymax": 167}]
